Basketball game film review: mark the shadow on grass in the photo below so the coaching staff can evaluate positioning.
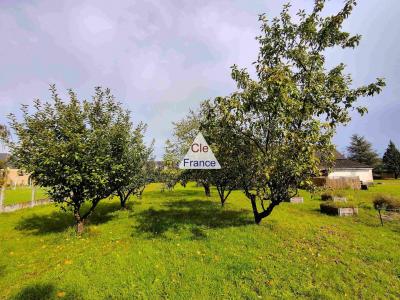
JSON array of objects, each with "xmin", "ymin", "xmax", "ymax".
[
  {"xmin": 0, "ymin": 265, "xmax": 5, "ymax": 278},
  {"xmin": 134, "ymin": 199, "xmax": 253, "ymax": 238},
  {"xmin": 10, "ymin": 283, "xmax": 81, "ymax": 300},
  {"xmin": 143, "ymin": 188, "xmax": 202, "ymax": 201},
  {"xmin": 15, "ymin": 202, "xmax": 121, "ymax": 235}
]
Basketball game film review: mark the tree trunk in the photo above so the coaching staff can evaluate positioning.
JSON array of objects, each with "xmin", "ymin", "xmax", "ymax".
[
  {"xmin": 120, "ymin": 199, "xmax": 127, "ymax": 209},
  {"xmin": 76, "ymin": 220, "xmax": 85, "ymax": 234},
  {"xmin": 217, "ymin": 186, "xmax": 232, "ymax": 206},
  {"xmin": 222, "ymin": 190, "xmax": 232, "ymax": 206},
  {"xmin": 249, "ymin": 194, "xmax": 262, "ymax": 224},
  {"xmin": 217, "ymin": 186, "xmax": 225, "ymax": 206},
  {"xmin": 118, "ymin": 190, "xmax": 128, "ymax": 209},
  {"xmin": 73, "ymin": 198, "xmax": 101, "ymax": 234},
  {"xmin": 138, "ymin": 185, "xmax": 146, "ymax": 199},
  {"xmin": 248, "ymin": 193, "xmax": 277, "ymax": 224},
  {"xmin": 203, "ymin": 183, "xmax": 211, "ymax": 197},
  {"xmin": 74, "ymin": 207, "xmax": 84, "ymax": 234}
]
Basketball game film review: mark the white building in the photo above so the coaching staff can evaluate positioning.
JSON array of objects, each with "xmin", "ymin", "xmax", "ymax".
[
  {"xmin": 323, "ymin": 151, "xmax": 374, "ymax": 184},
  {"xmin": 328, "ymin": 158, "xmax": 373, "ymax": 184}
]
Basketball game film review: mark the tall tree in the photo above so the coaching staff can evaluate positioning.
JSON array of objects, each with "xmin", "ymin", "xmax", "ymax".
[
  {"xmin": 160, "ymin": 140, "xmax": 181, "ymax": 191},
  {"xmin": 347, "ymin": 134, "xmax": 379, "ymax": 167},
  {"xmin": 168, "ymin": 109, "xmax": 212, "ymax": 196},
  {"xmin": 211, "ymin": 0, "xmax": 385, "ymax": 223},
  {"xmin": 382, "ymin": 140, "xmax": 400, "ymax": 179},
  {"xmin": 201, "ymin": 100, "xmax": 251, "ymax": 206},
  {"xmin": 115, "ymin": 123, "xmax": 154, "ymax": 209},
  {"xmin": 6, "ymin": 85, "xmax": 139, "ymax": 233}
]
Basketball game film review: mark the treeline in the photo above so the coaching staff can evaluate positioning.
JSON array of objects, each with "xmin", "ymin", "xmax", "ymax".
[{"xmin": 346, "ymin": 134, "xmax": 400, "ymax": 179}]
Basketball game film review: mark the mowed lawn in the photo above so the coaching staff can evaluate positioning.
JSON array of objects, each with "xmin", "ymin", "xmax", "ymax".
[
  {"xmin": 0, "ymin": 181, "xmax": 399, "ymax": 299},
  {"xmin": 3, "ymin": 187, "xmax": 48, "ymax": 206}
]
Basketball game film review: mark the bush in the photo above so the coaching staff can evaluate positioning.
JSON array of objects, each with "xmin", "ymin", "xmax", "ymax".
[
  {"xmin": 373, "ymin": 195, "xmax": 400, "ymax": 210},
  {"xmin": 320, "ymin": 191, "xmax": 346, "ymax": 201},
  {"xmin": 321, "ymin": 192, "xmax": 333, "ymax": 201}
]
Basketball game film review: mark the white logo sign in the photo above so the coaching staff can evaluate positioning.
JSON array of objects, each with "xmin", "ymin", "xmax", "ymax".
[{"xmin": 179, "ymin": 132, "xmax": 221, "ymax": 169}]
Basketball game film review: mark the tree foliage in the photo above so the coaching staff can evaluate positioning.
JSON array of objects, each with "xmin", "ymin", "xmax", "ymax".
[
  {"xmin": 161, "ymin": 140, "xmax": 181, "ymax": 191},
  {"xmin": 0, "ymin": 124, "xmax": 9, "ymax": 142},
  {"xmin": 207, "ymin": 0, "xmax": 385, "ymax": 223},
  {"xmin": 167, "ymin": 104, "xmax": 246, "ymax": 203},
  {"xmin": 115, "ymin": 123, "xmax": 154, "ymax": 208},
  {"xmin": 200, "ymin": 100, "xmax": 253, "ymax": 205},
  {"xmin": 164, "ymin": 110, "xmax": 213, "ymax": 196},
  {"xmin": 382, "ymin": 140, "xmax": 400, "ymax": 179},
  {"xmin": 347, "ymin": 134, "xmax": 380, "ymax": 167},
  {"xmin": 6, "ymin": 85, "xmax": 141, "ymax": 233}
]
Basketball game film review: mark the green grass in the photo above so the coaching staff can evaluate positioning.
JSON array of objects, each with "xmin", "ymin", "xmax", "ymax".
[
  {"xmin": 0, "ymin": 181, "xmax": 399, "ymax": 299},
  {"xmin": 3, "ymin": 187, "xmax": 48, "ymax": 206}
]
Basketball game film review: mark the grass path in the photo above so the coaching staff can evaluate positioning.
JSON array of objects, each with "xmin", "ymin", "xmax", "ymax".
[{"xmin": 0, "ymin": 182, "xmax": 399, "ymax": 299}]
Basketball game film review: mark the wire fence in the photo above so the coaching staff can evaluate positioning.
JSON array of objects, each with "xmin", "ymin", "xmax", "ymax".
[{"xmin": 0, "ymin": 186, "xmax": 50, "ymax": 213}]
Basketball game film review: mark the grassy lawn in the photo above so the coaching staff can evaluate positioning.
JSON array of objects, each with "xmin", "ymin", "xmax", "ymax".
[
  {"xmin": 3, "ymin": 187, "xmax": 48, "ymax": 206},
  {"xmin": 0, "ymin": 181, "xmax": 399, "ymax": 299}
]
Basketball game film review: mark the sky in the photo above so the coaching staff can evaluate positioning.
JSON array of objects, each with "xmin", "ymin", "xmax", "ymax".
[{"xmin": 0, "ymin": 0, "xmax": 399, "ymax": 158}]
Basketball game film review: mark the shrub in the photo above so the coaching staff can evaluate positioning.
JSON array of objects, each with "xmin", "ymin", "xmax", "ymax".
[
  {"xmin": 321, "ymin": 191, "xmax": 349, "ymax": 201},
  {"xmin": 321, "ymin": 192, "xmax": 333, "ymax": 201},
  {"xmin": 373, "ymin": 195, "xmax": 400, "ymax": 210}
]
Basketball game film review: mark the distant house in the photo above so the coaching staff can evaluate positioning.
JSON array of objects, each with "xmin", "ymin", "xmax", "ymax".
[
  {"xmin": 0, "ymin": 153, "xmax": 31, "ymax": 186},
  {"xmin": 320, "ymin": 150, "xmax": 373, "ymax": 186}
]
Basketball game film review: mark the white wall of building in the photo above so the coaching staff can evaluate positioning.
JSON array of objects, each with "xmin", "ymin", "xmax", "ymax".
[{"xmin": 328, "ymin": 168, "xmax": 373, "ymax": 183}]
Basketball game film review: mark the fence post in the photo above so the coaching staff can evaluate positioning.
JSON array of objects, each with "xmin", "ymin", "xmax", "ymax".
[
  {"xmin": 378, "ymin": 208, "xmax": 384, "ymax": 226},
  {"xmin": 0, "ymin": 186, "xmax": 4, "ymax": 212},
  {"xmin": 31, "ymin": 185, "xmax": 35, "ymax": 207}
]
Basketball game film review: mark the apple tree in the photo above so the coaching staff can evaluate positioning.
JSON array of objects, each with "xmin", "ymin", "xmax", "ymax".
[
  {"xmin": 212, "ymin": 0, "xmax": 385, "ymax": 223},
  {"xmin": 6, "ymin": 85, "xmax": 140, "ymax": 233}
]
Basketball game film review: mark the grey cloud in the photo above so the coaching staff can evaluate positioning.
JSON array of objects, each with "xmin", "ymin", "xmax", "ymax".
[{"xmin": 0, "ymin": 0, "xmax": 399, "ymax": 157}]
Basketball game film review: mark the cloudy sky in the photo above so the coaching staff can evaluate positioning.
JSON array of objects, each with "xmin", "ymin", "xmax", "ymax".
[{"xmin": 0, "ymin": 0, "xmax": 399, "ymax": 158}]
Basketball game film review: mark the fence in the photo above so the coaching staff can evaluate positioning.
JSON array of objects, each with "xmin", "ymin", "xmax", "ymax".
[
  {"xmin": 312, "ymin": 176, "xmax": 361, "ymax": 190},
  {"xmin": 0, "ymin": 186, "xmax": 51, "ymax": 213}
]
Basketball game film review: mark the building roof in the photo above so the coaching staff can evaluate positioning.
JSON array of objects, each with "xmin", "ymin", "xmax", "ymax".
[
  {"xmin": 318, "ymin": 150, "xmax": 373, "ymax": 170},
  {"xmin": 333, "ymin": 158, "xmax": 372, "ymax": 169}
]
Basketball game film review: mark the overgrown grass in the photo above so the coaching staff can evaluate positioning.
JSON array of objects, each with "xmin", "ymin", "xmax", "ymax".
[
  {"xmin": 3, "ymin": 187, "xmax": 48, "ymax": 206},
  {"xmin": 373, "ymin": 194, "xmax": 400, "ymax": 210},
  {"xmin": 0, "ymin": 181, "xmax": 399, "ymax": 299}
]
